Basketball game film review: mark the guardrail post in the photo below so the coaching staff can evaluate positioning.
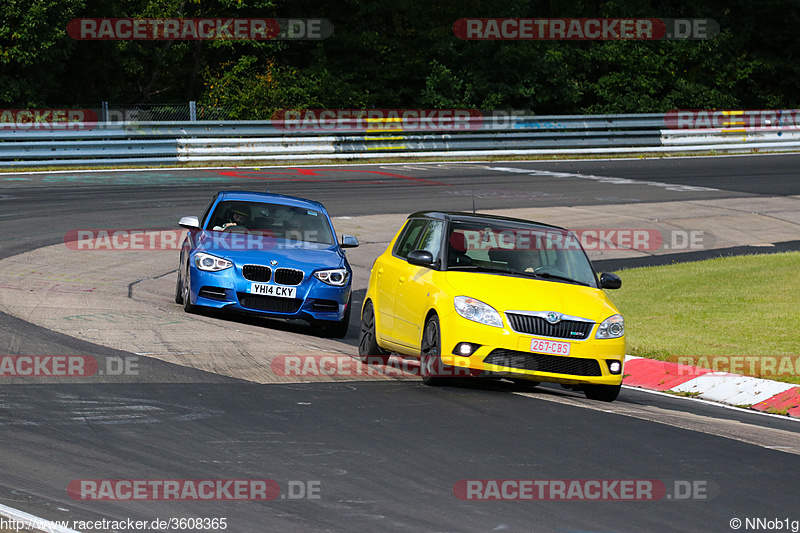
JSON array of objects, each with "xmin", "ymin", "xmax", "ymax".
[
  {"xmin": 101, "ymin": 101, "xmax": 109, "ymax": 123},
  {"xmin": 189, "ymin": 101, "xmax": 197, "ymax": 121}
]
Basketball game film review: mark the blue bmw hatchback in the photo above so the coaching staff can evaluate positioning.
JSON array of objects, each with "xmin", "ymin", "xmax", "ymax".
[{"xmin": 175, "ymin": 191, "xmax": 359, "ymax": 337}]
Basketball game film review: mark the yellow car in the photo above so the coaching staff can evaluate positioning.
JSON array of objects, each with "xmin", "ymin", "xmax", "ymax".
[{"xmin": 359, "ymin": 211, "xmax": 625, "ymax": 402}]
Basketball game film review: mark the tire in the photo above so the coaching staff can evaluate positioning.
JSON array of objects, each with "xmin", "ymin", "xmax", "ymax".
[
  {"xmin": 181, "ymin": 266, "xmax": 196, "ymax": 313},
  {"xmin": 358, "ymin": 300, "xmax": 389, "ymax": 364},
  {"xmin": 583, "ymin": 384, "xmax": 621, "ymax": 402},
  {"xmin": 420, "ymin": 315, "xmax": 453, "ymax": 386},
  {"xmin": 512, "ymin": 378, "xmax": 541, "ymax": 391},
  {"xmin": 174, "ymin": 269, "xmax": 184, "ymax": 304},
  {"xmin": 322, "ymin": 295, "xmax": 352, "ymax": 339}
]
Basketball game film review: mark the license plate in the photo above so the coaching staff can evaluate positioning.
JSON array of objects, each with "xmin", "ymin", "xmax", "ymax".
[
  {"xmin": 248, "ymin": 283, "xmax": 296, "ymax": 298},
  {"xmin": 530, "ymin": 338, "xmax": 571, "ymax": 356}
]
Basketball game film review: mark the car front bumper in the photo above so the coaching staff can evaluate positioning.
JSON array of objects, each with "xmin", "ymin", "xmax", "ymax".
[
  {"xmin": 437, "ymin": 310, "xmax": 625, "ymax": 386},
  {"xmin": 188, "ymin": 265, "xmax": 350, "ymax": 323}
]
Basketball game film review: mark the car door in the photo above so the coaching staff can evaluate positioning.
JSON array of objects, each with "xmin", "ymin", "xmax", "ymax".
[
  {"xmin": 393, "ymin": 220, "xmax": 445, "ymax": 349},
  {"xmin": 374, "ymin": 218, "xmax": 428, "ymax": 344}
]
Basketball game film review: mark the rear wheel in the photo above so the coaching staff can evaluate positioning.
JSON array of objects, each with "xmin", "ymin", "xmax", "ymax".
[
  {"xmin": 358, "ymin": 300, "xmax": 389, "ymax": 364},
  {"xmin": 583, "ymin": 384, "xmax": 621, "ymax": 402},
  {"xmin": 321, "ymin": 295, "xmax": 351, "ymax": 339},
  {"xmin": 420, "ymin": 315, "xmax": 454, "ymax": 386}
]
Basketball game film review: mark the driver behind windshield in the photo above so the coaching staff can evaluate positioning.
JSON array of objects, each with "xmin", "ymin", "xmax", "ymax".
[
  {"xmin": 507, "ymin": 249, "xmax": 542, "ymax": 273},
  {"xmin": 213, "ymin": 205, "xmax": 251, "ymax": 230}
]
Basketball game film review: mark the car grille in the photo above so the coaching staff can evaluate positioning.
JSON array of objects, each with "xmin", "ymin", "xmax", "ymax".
[
  {"xmin": 505, "ymin": 313, "xmax": 594, "ymax": 340},
  {"xmin": 242, "ymin": 265, "xmax": 272, "ymax": 283},
  {"xmin": 237, "ymin": 293, "xmax": 302, "ymax": 313},
  {"xmin": 484, "ymin": 349, "xmax": 602, "ymax": 377},
  {"xmin": 274, "ymin": 268, "xmax": 304, "ymax": 286}
]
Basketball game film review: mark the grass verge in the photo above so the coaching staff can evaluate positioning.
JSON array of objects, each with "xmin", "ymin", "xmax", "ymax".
[{"xmin": 607, "ymin": 251, "xmax": 800, "ymax": 385}]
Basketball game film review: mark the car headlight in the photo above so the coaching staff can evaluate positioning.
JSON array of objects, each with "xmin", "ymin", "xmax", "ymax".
[
  {"xmin": 595, "ymin": 314, "xmax": 624, "ymax": 339},
  {"xmin": 454, "ymin": 296, "xmax": 503, "ymax": 328},
  {"xmin": 194, "ymin": 252, "xmax": 233, "ymax": 272},
  {"xmin": 314, "ymin": 268, "xmax": 349, "ymax": 286}
]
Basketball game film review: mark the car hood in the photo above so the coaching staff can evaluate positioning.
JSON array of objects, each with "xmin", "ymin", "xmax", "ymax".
[
  {"xmin": 194, "ymin": 231, "xmax": 345, "ymax": 270},
  {"xmin": 440, "ymin": 271, "xmax": 619, "ymax": 323}
]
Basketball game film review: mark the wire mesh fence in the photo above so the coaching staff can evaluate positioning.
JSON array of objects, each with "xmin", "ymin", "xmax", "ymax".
[{"xmin": 86, "ymin": 102, "xmax": 236, "ymax": 122}]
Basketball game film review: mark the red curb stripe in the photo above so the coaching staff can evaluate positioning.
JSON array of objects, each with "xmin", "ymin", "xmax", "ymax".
[
  {"xmin": 751, "ymin": 387, "xmax": 800, "ymax": 417},
  {"xmin": 622, "ymin": 358, "xmax": 711, "ymax": 391}
]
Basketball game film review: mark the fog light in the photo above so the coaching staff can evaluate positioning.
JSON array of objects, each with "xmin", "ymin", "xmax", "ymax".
[
  {"xmin": 453, "ymin": 342, "xmax": 481, "ymax": 357},
  {"xmin": 607, "ymin": 360, "xmax": 622, "ymax": 375}
]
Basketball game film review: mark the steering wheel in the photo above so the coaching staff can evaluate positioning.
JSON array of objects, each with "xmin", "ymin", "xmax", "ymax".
[
  {"xmin": 223, "ymin": 225, "xmax": 249, "ymax": 234},
  {"xmin": 532, "ymin": 266, "xmax": 562, "ymax": 275}
]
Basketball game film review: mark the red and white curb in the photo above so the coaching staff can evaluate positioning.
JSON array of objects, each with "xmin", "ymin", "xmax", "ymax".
[{"xmin": 622, "ymin": 355, "xmax": 800, "ymax": 418}]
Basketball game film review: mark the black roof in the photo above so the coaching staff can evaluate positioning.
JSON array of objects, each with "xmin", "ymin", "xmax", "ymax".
[{"xmin": 406, "ymin": 211, "xmax": 567, "ymax": 231}]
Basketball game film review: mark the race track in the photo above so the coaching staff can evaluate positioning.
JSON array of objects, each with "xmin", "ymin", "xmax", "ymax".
[{"xmin": 1, "ymin": 156, "xmax": 800, "ymax": 532}]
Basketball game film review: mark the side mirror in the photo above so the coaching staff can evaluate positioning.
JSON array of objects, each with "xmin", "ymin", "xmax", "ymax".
[
  {"xmin": 179, "ymin": 216, "xmax": 200, "ymax": 230},
  {"xmin": 407, "ymin": 250, "xmax": 436, "ymax": 268},
  {"xmin": 599, "ymin": 272, "xmax": 622, "ymax": 289},
  {"xmin": 341, "ymin": 234, "xmax": 359, "ymax": 248}
]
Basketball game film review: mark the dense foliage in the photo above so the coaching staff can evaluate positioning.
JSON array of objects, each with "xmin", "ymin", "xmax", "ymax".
[{"xmin": 1, "ymin": 0, "xmax": 797, "ymax": 116}]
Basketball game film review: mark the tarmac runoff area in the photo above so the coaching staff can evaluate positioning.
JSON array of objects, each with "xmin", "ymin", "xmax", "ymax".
[{"xmin": 1, "ymin": 196, "xmax": 799, "ymax": 414}]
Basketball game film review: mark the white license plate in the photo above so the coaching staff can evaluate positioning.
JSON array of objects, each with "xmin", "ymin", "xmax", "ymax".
[
  {"xmin": 248, "ymin": 283, "xmax": 296, "ymax": 298},
  {"xmin": 530, "ymin": 338, "xmax": 571, "ymax": 356}
]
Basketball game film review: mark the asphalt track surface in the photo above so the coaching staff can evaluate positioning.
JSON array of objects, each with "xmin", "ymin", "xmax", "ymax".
[{"xmin": 1, "ymin": 155, "xmax": 800, "ymax": 532}]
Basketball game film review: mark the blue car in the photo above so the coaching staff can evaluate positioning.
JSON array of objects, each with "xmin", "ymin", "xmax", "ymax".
[{"xmin": 175, "ymin": 191, "xmax": 359, "ymax": 337}]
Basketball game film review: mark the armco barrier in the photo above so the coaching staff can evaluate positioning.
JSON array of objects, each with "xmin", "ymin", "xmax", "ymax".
[{"xmin": 1, "ymin": 112, "xmax": 798, "ymax": 168}]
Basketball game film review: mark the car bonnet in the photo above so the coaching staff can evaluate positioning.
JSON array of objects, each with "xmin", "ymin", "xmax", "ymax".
[{"xmin": 441, "ymin": 270, "xmax": 619, "ymax": 323}]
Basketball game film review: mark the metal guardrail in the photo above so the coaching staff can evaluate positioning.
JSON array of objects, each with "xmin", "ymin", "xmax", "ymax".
[{"xmin": 1, "ymin": 113, "xmax": 798, "ymax": 168}]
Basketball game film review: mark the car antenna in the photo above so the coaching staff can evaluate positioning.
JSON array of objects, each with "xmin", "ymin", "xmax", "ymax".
[{"xmin": 471, "ymin": 175, "xmax": 476, "ymax": 214}]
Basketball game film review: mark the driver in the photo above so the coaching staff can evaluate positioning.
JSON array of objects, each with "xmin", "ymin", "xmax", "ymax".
[
  {"xmin": 214, "ymin": 205, "xmax": 251, "ymax": 230},
  {"xmin": 510, "ymin": 250, "xmax": 543, "ymax": 273}
]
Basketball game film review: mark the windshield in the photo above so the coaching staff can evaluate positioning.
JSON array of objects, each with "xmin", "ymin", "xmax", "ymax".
[
  {"xmin": 207, "ymin": 201, "xmax": 335, "ymax": 246},
  {"xmin": 447, "ymin": 221, "xmax": 598, "ymax": 287}
]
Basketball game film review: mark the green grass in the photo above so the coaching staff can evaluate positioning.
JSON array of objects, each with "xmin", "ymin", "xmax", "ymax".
[{"xmin": 607, "ymin": 252, "xmax": 800, "ymax": 385}]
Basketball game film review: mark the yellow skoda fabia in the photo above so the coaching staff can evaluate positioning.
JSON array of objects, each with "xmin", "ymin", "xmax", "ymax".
[{"xmin": 359, "ymin": 212, "xmax": 626, "ymax": 402}]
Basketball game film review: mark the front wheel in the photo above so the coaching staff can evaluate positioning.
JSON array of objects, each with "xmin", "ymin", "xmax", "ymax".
[
  {"xmin": 512, "ymin": 378, "xmax": 541, "ymax": 391},
  {"xmin": 321, "ymin": 295, "xmax": 351, "ymax": 339},
  {"xmin": 583, "ymin": 384, "xmax": 621, "ymax": 402},
  {"xmin": 358, "ymin": 300, "xmax": 389, "ymax": 364},
  {"xmin": 174, "ymin": 269, "xmax": 184, "ymax": 304},
  {"xmin": 420, "ymin": 315, "xmax": 455, "ymax": 386},
  {"xmin": 180, "ymin": 266, "xmax": 196, "ymax": 313}
]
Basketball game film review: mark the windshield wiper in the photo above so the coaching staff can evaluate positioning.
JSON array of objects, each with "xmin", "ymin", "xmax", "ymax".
[
  {"xmin": 447, "ymin": 265, "xmax": 510, "ymax": 273},
  {"xmin": 448, "ymin": 264, "xmax": 591, "ymax": 286},
  {"xmin": 528, "ymin": 271, "xmax": 590, "ymax": 286}
]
